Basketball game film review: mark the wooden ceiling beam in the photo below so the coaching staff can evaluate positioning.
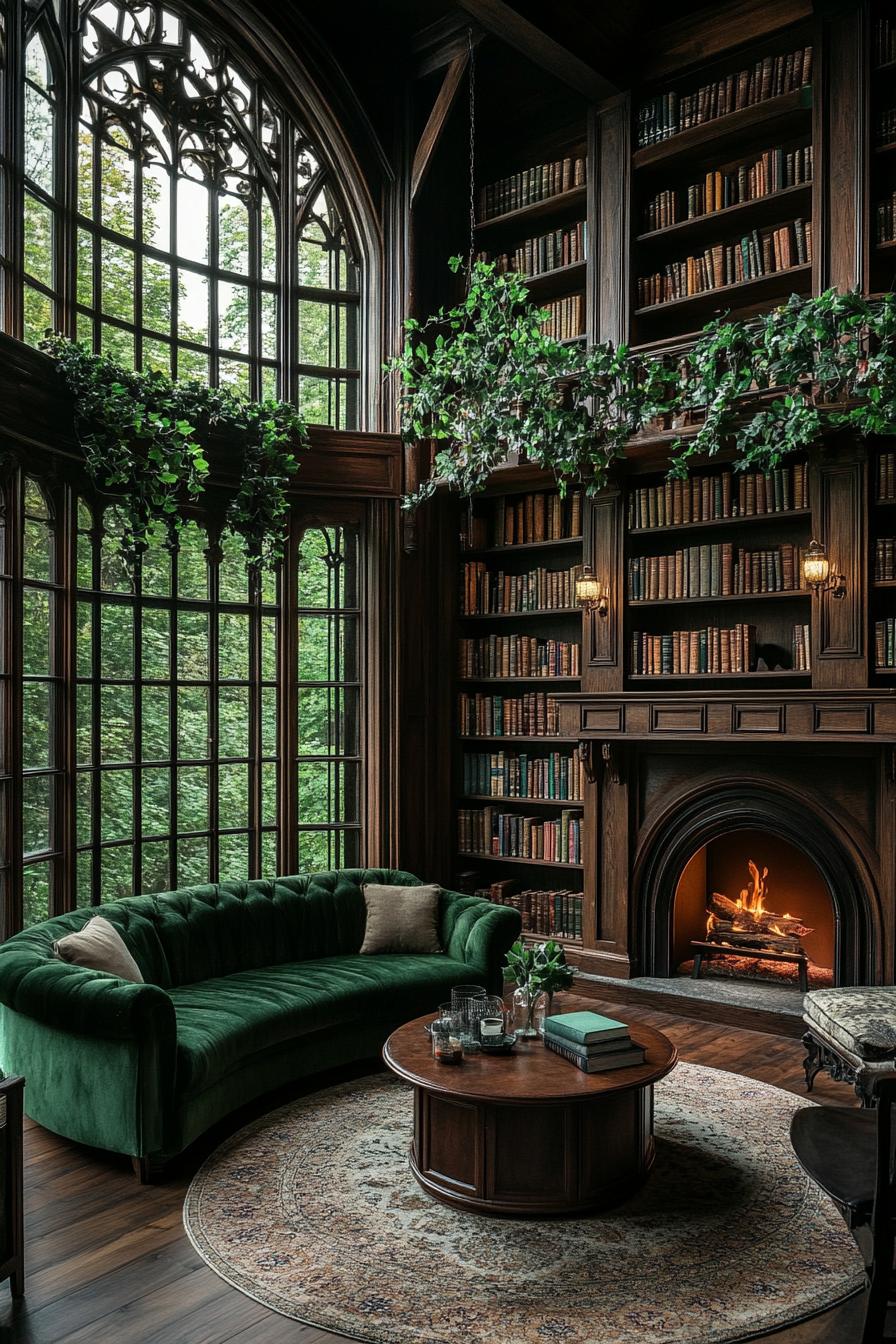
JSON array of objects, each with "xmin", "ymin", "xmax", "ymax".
[
  {"xmin": 454, "ymin": 0, "xmax": 619, "ymax": 102},
  {"xmin": 411, "ymin": 51, "xmax": 469, "ymax": 204}
]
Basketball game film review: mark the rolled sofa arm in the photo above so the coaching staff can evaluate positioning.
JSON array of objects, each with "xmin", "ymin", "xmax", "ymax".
[
  {"xmin": 0, "ymin": 953, "xmax": 174, "ymax": 1042},
  {"xmin": 0, "ymin": 931, "xmax": 177, "ymax": 1160},
  {"xmin": 440, "ymin": 889, "xmax": 522, "ymax": 993}
]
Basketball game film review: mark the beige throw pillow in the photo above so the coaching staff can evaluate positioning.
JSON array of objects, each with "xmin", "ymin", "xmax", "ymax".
[
  {"xmin": 359, "ymin": 883, "xmax": 442, "ymax": 955},
  {"xmin": 54, "ymin": 916, "xmax": 144, "ymax": 983}
]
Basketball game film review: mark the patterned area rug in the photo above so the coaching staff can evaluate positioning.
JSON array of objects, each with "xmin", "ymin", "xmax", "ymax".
[{"xmin": 183, "ymin": 1063, "xmax": 864, "ymax": 1344}]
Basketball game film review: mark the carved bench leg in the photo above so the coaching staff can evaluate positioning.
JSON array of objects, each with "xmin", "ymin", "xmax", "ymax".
[{"xmin": 802, "ymin": 1030, "xmax": 823, "ymax": 1094}]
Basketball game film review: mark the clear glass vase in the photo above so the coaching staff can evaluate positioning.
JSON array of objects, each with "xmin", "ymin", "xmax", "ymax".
[{"xmin": 512, "ymin": 985, "xmax": 544, "ymax": 1039}]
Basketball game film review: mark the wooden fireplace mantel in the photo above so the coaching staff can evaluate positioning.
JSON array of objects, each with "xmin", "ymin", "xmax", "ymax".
[{"xmin": 557, "ymin": 689, "xmax": 896, "ymax": 745}]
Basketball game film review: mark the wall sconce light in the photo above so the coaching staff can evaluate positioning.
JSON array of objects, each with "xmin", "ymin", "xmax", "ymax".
[
  {"xmin": 802, "ymin": 539, "xmax": 847, "ymax": 599},
  {"xmin": 575, "ymin": 564, "xmax": 610, "ymax": 618}
]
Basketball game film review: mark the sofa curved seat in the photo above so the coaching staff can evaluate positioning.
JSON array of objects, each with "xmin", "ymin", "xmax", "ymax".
[{"xmin": 0, "ymin": 868, "xmax": 520, "ymax": 1165}]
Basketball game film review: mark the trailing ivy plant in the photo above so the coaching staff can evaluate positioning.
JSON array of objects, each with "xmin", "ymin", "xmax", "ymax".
[
  {"xmin": 391, "ymin": 265, "xmax": 896, "ymax": 508},
  {"xmin": 40, "ymin": 334, "xmax": 308, "ymax": 569},
  {"xmin": 387, "ymin": 258, "xmax": 678, "ymax": 507},
  {"xmin": 670, "ymin": 289, "xmax": 896, "ymax": 478}
]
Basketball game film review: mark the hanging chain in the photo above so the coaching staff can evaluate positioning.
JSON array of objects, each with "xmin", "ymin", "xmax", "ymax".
[{"xmin": 467, "ymin": 27, "xmax": 477, "ymax": 280}]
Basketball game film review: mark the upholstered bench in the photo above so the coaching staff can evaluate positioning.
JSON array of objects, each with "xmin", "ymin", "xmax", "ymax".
[{"xmin": 803, "ymin": 986, "xmax": 896, "ymax": 1108}]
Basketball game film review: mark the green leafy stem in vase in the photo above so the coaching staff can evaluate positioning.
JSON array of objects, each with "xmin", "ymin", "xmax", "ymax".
[{"xmin": 503, "ymin": 938, "xmax": 576, "ymax": 1035}]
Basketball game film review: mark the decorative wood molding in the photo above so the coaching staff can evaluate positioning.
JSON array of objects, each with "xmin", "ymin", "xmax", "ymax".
[{"xmin": 557, "ymin": 689, "xmax": 896, "ymax": 743}]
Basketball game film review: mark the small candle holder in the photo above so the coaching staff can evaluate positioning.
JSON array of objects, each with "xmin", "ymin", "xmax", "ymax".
[{"xmin": 431, "ymin": 1020, "xmax": 463, "ymax": 1064}]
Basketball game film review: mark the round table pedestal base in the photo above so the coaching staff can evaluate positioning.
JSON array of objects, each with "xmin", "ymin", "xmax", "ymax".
[{"xmin": 409, "ymin": 1082, "xmax": 656, "ymax": 1217}]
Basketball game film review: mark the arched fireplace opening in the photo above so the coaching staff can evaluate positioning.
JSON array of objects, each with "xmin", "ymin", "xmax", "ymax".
[
  {"xmin": 672, "ymin": 829, "xmax": 835, "ymax": 990},
  {"xmin": 634, "ymin": 778, "xmax": 879, "ymax": 990}
]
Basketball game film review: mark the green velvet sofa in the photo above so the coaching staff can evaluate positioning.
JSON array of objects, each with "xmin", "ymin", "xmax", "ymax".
[{"xmin": 0, "ymin": 868, "xmax": 520, "ymax": 1176}]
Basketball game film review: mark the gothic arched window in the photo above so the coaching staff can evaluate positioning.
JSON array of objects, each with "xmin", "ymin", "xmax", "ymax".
[{"xmin": 1, "ymin": 0, "xmax": 362, "ymax": 426}]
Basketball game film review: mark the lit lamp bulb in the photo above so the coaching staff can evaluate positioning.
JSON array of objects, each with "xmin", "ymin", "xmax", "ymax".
[
  {"xmin": 575, "ymin": 564, "xmax": 609, "ymax": 618},
  {"xmin": 802, "ymin": 539, "xmax": 847, "ymax": 599},
  {"xmin": 802, "ymin": 539, "xmax": 829, "ymax": 589}
]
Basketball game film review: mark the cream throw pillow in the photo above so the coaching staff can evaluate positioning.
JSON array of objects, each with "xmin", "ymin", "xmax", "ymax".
[
  {"xmin": 54, "ymin": 916, "xmax": 144, "ymax": 983},
  {"xmin": 359, "ymin": 883, "xmax": 442, "ymax": 955}
]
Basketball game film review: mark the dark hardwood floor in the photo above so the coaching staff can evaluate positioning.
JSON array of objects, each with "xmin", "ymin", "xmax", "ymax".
[{"xmin": 0, "ymin": 996, "xmax": 872, "ymax": 1343}]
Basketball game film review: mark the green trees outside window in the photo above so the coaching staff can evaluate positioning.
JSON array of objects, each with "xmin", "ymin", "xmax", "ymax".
[
  {"xmin": 3, "ymin": 0, "xmax": 361, "ymax": 426},
  {"xmin": 2, "ymin": 473, "xmax": 365, "ymax": 932}
]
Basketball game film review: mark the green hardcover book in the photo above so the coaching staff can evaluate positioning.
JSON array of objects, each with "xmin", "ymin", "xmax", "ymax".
[
  {"xmin": 544, "ymin": 1036, "xmax": 645, "ymax": 1073},
  {"xmin": 542, "ymin": 1010, "xmax": 629, "ymax": 1045},
  {"xmin": 544, "ymin": 1027, "xmax": 633, "ymax": 1056}
]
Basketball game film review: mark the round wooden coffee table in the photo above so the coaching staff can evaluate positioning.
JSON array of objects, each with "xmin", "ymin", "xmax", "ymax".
[{"xmin": 383, "ymin": 1015, "xmax": 677, "ymax": 1217}]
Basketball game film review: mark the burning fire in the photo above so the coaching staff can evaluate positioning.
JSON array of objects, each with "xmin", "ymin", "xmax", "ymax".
[{"xmin": 706, "ymin": 858, "xmax": 813, "ymax": 949}]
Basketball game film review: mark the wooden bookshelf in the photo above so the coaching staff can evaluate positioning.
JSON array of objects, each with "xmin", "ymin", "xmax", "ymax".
[
  {"xmin": 635, "ymin": 182, "xmax": 813, "ymax": 247},
  {"xmin": 474, "ymin": 185, "xmax": 586, "ymax": 236},
  {"xmin": 458, "ymin": 852, "xmax": 584, "ymax": 871},
  {"xmin": 628, "ymin": 669, "xmax": 811, "ymax": 681},
  {"xmin": 633, "ymin": 263, "xmax": 812, "ymax": 321},
  {"xmin": 868, "ymin": 2, "xmax": 896, "ymax": 291},
  {"xmin": 461, "ymin": 536, "xmax": 583, "ymax": 558},
  {"xmin": 629, "ymin": 589, "xmax": 810, "ymax": 607},
  {"xmin": 460, "ymin": 795, "xmax": 584, "ymax": 808},
  {"xmin": 629, "ymin": 508, "xmax": 811, "ymax": 537},
  {"xmin": 460, "ymin": 735, "xmax": 581, "ymax": 745},
  {"xmin": 455, "ymin": 481, "xmax": 586, "ymax": 936},
  {"xmin": 522, "ymin": 259, "xmax": 587, "ymax": 302},
  {"xmin": 458, "ymin": 676, "xmax": 582, "ymax": 684},
  {"xmin": 632, "ymin": 88, "xmax": 812, "ymax": 172},
  {"xmin": 624, "ymin": 458, "xmax": 814, "ymax": 683},
  {"xmin": 871, "ymin": 445, "xmax": 896, "ymax": 681},
  {"xmin": 459, "ymin": 608, "xmax": 578, "ymax": 621},
  {"xmin": 630, "ymin": 24, "xmax": 816, "ymax": 346}
]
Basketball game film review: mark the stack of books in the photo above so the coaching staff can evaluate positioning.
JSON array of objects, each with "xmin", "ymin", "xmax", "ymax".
[{"xmin": 543, "ymin": 1011, "xmax": 645, "ymax": 1073}]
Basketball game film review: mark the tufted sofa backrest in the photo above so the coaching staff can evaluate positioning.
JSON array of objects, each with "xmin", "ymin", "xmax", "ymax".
[{"xmin": 16, "ymin": 869, "xmax": 421, "ymax": 988}]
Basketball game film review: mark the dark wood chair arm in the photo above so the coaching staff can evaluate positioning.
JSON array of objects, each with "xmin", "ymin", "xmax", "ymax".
[{"xmin": 872, "ymin": 1074, "xmax": 896, "ymax": 1102}]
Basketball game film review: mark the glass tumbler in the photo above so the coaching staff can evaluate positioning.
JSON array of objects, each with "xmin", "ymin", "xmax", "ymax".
[{"xmin": 451, "ymin": 984, "xmax": 487, "ymax": 1050}]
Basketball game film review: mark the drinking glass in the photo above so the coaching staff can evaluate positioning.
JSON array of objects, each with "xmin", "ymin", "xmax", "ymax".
[
  {"xmin": 451, "ymin": 984, "xmax": 487, "ymax": 1049},
  {"xmin": 476, "ymin": 995, "xmax": 508, "ymax": 1044}
]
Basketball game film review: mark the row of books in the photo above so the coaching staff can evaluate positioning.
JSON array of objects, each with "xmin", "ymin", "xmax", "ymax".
[
  {"xmin": 875, "ymin": 538, "xmax": 896, "ymax": 582},
  {"xmin": 461, "ymin": 749, "xmax": 585, "ymax": 802},
  {"xmin": 627, "ymin": 544, "xmax": 805, "ymax": 601},
  {"xmin": 542, "ymin": 295, "xmax": 584, "ymax": 341},
  {"xmin": 876, "ymin": 619, "xmax": 896, "ymax": 669},
  {"xmin": 643, "ymin": 145, "xmax": 813, "ymax": 232},
  {"xmin": 458, "ymin": 807, "xmax": 581, "ymax": 865},
  {"xmin": 477, "ymin": 881, "xmax": 583, "ymax": 941},
  {"xmin": 480, "ymin": 222, "xmax": 586, "ymax": 279},
  {"xmin": 631, "ymin": 624, "xmax": 757, "ymax": 676},
  {"xmin": 876, "ymin": 106, "xmax": 896, "ymax": 147},
  {"xmin": 628, "ymin": 465, "xmax": 808, "ymax": 530},
  {"xmin": 486, "ymin": 882, "xmax": 583, "ymax": 939},
  {"xmin": 875, "ymin": 192, "xmax": 896, "ymax": 245},
  {"xmin": 462, "ymin": 489, "xmax": 583, "ymax": 550},
  {"xmin": 543, "ymin": 1011, "xmax": 645, "ymax": 1075},
  {"xmin": 636, "ymin": 219, "xmax": 812, "ymax": 307},
  {"xmin": 459, "ymin": 636, "xmax": 580, "ymax": 680},
  {"xmin": 459, "ymin": 636, "xmax": 579, "ymax": 681},
  {"xmin": 874, "ymin": 18, "xmax": 896, "ymax": 67},
  {"xmin": 877, "ymin": 452, "xmax": 896, "ymax": 502},
  {"xmin": 478, "ymin": 157, "xmax": 585, "ymax": 221},
  {"xmin": 458, "ymin": 691, "xmax": 560, "ymax": 739},
  {"xmin": 636, "ymin": 46, "xmax": 813, "ymax": 147},
  {"xmin": 792, "ymin": 622, "xmax": 811, "ymax": 672},
  {"xmin": 460, "ymin": 562, "xmax": 579, "ymax": 616}
]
